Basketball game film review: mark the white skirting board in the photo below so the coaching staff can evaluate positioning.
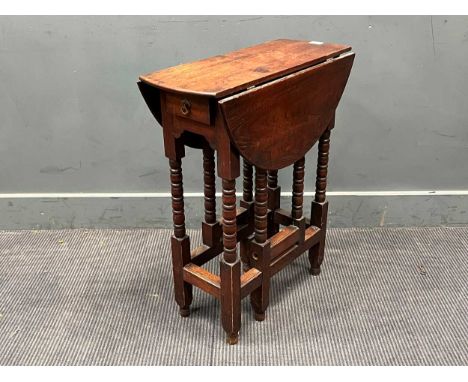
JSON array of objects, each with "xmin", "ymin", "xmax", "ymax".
[{"xmin": 0, "ymin": 191, "xmax": 467, "ymax": 229}]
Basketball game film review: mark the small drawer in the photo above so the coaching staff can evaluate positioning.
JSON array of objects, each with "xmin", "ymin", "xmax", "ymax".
[{"xmin": 165, "ymin": 92, "xmax": 212, "ymax": 126}]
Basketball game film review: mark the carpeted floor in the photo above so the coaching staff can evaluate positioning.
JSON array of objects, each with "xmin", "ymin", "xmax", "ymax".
[{"xmin": 0, "ymin": 227, "xmax": 466, "ymax": 366}]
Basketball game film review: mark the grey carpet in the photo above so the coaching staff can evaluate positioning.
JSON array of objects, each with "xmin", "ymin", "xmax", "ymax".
[{"xmin": 0, "ymin": 227, "xmax": 466, "ymax": 366}]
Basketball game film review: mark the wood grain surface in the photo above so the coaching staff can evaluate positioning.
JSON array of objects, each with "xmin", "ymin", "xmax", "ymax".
[
  {"xmin": 219, "ymin": 52, "xmax": 354, "ymax": 170},
  {"xmin": 140, "ymin": 39, "xmax": 350, "ymax": 98}
]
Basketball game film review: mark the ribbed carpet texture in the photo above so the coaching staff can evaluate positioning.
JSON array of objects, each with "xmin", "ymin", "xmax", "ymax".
[{"xmin": 0, "ymin": 227, "xmax": 467, "ymax": 365}]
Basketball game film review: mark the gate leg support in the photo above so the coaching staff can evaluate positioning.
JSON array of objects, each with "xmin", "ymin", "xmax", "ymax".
[
  {"xmin": 250, "ymin": 241, "xmax": 270, "ymax": 321},
  {"xmin": 240, "ymin": 159, "xmax": 254, "ymax": 272},
  {"xmin": 309, "ymin": 201, "xmax": 328, "ymax": 275},
  {"xmin": 250, "ymin": 167, "xmax": 270, "ymax": 321},
  {"xmin": 201, "ymin": 144, "xmax": 221, "ymax": 246},
  {"xmin": 308, "ymin": 126, "xmax": 331, "ymax": 276},
  {"xmin": 292, "ymin": 157, "xmax": 306, "ymax": 243},
  {"xmin": 267, "ymin": 170, "xmax": 281, "ymax": 237},
  {"xmin": 220, "ymin": 178, "xmax": 241, "ymax": 344}
]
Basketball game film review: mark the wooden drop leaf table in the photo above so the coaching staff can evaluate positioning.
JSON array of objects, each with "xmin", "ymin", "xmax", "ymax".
[{"xmin": 138, "ymin": 39, "xmax": 354, "ymax": 344}]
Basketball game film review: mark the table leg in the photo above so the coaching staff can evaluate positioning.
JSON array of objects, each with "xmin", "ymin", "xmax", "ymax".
[
  {"xmin": 201, "ymin": 145, "xmax": 221, "ymax": 247},
  {"xmin": 292, "ymin": 158, "xmax": 305, "ymax": 220},
  {"xmin": 169, "ymin": 157, "xmax": 193, "ymax": 317},
  {"xmin": 250, "ymin": 167, "xmax": 271, "ymax": 321},
  {"xmin": 240, "ymin": 159, "xmax": 253, "ymax": 272},
  {"xmin": 292, "ymin": 157, "xmax": 306, "ymax": 243},
  {"xmin": 309, "ymin": 127, "xmax": 331, "ymax": 275},
  {"xmin": 267, "ymin": 170, "xmax": 281, "ymax": 236},
  {"xmin": 220, "ymin": 178, "xmax": 241, "ymax": 344}
]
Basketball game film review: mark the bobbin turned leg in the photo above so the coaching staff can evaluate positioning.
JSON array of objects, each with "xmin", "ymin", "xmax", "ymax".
[
  {"xmin": 169, "ymin": 157, "xmax": 193, "ymax": 317},
  {"xmin": 240, "ymin": 159, "xmax": 254, "ymax": 272},
  {"xmin": 220, "ymin": 178, "xmax": 241, "ymax": 344},
  {"xmin": 309, "ymin": 126, "xmax": 332, "ymax": 276},
  {"xmin": 201, "ymin": 144, "xmax": 221, "ymax": 247},
  {"xmin": 292, "ymin": 157, "xmax": 306, "ymax": 242},
  {"xmin": 267, "ymin": 170, "xmax": 281, "ymax": 236},
  {"xmin": 250, "ymin": 167, "xmax": 271, "ymax": 321}
]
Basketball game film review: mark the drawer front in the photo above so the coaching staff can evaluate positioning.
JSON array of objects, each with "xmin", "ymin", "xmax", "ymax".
[{"xmin": 165, "ymin": 92, "xmax": 212, "ymax": 126}]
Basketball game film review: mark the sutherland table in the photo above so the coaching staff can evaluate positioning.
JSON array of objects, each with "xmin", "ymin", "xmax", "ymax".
[{"xmin": 138, "ymin": 39, "xmax": 355, "ymax": 344}]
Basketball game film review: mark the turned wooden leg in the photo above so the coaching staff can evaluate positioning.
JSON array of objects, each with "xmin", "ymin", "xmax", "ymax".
[
  {"xmin": 201, "ymin": 144, "xmax": 221, "ymax": 247},
  {"xmin": 250, "ymin": 167, "xmax": 271, "ymax": 321},
  {"xmin": 169, "ymin": 158, "xmax": 193, "ymax": 317},
  {"xmin": 254, "ymin": 169, "xmax": 268, "ymax": 244},
  {"xmin": 292, "ymin": 158, "xmax": 305, "ymax": 220},
  {"xmin": 309, "ymin": 127, "xmax": 331, "ymax": 275},
  {"xmin": 292, "ymin": 157, "xmax": 306, "ymax": 242},
  {"xmin": 220, "ymin": 178, "xmax": 241, "ymax": 344},
  {"xmin": 203, "ymin": 145, "xmax": 216, "ymax": 225},
  {"xmin": 242, "ymin": 159, "xmax": 253, "ymax": 204},
  {"xmin": 267, "ymin": 170, "xmax": 281, "ymax": 236},
  {"xmin": 239, "ymin": 159, "xmax": 254, "ymax": 272}
]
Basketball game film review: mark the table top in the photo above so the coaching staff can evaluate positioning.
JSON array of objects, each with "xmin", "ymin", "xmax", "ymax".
[{"xmin": 139, "ymin": 39, "xmax": 351, "ymax": 98}]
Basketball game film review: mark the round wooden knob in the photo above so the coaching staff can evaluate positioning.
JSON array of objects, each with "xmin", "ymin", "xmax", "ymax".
[{"xmin": 180, "ymin": 99, "xmax": 191, "ymax": 115}]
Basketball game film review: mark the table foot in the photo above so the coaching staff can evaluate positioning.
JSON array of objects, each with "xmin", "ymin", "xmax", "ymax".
[
  {"xmin": 179, "ymin": 307, "xmax": 190, "ymax": 317},
  {"xmin": 226, "ymin": 333, "xmax": 239, "ymax": 345},
  {"xmin": 309, "ymin": 267, "xmax": 321, "ymax": 276},
  {"xmin": 254, "ymin": 312, "xmax": 266, "ymax": 321}
]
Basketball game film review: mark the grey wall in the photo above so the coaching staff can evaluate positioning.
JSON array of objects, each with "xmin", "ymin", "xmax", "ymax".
[{"xmin": 1, "ymin": 16, "xmax": 467, "ymax": 228}]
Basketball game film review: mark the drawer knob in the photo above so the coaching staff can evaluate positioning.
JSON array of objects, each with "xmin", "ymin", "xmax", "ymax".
[{"xmin": 180, "ymin": 99, "xmax": 191, "ymax": 115}]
